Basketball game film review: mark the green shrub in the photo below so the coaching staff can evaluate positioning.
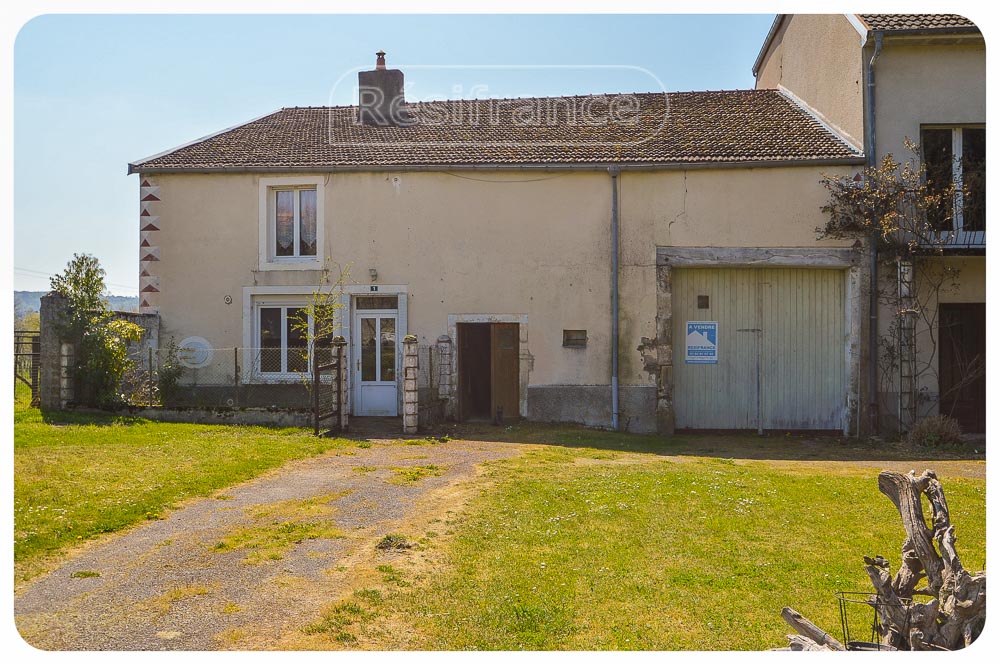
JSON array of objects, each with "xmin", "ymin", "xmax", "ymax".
[
  {"xmin": 78, "ymin": 317, "xmax": 144, "ymax": 407},
  {"xmin": 906, "ymin": 415, "xmax": 963, "ymax": 447},
  {"xmin": 50, "ymin": 253, "xmax": 144, "ymax": 408}
]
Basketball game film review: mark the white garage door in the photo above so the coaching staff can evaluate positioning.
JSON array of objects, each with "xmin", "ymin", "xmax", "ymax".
[{"xmin": 673, "ymin": 267, "xmax": 847, "ymax": 431}]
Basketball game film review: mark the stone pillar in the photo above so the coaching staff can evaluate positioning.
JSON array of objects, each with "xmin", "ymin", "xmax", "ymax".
[
  {"xmin": 402, "ymin": 335, "xmax": 419, "ymax": 433},
  {"xmin": 39, "ymin": 292, "xmax": 69, "ymax": 410},
  {"xmin": 436, "ymin": 334, "xmax": 454, "ymax": 419},
  {"xmin": 655, "ymin": 262, "xmax": 675, "ymax": 435},
  {"xmin": 333, "ymin": 337, "xmax": 349, "ymax": 432}
]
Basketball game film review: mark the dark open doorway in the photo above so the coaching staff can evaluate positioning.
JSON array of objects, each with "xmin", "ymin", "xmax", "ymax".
[
  {"xmin": 939, "ymin": 303, "xmax": 986, "ymax": 433},
  {"xmin": 457, "ymin": 322, "xmax": 519, "ymax": 422}
]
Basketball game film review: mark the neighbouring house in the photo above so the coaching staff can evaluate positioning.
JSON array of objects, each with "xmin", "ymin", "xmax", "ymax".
[
  {"xmin": 124, "ymin": 14, "xmax": 984, "ymax": 435},
  {"xmin": 754, "ymin": 13, "xmax": 985, "ymax": 433}
]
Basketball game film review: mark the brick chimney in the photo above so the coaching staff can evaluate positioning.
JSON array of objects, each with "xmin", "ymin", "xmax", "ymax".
[{"xmin": 358, "ymin": 50, "xmax": 411, "ymax": 127}]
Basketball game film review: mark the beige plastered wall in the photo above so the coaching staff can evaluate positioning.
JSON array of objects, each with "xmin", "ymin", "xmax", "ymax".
[
  {"xmin": 150, "ymin": 165, "xmax": 855, "ymax": 393},
  {"xmin": 755, "ymin": 14, "xmax": 865, "ymax": 149},
  {"xmin": 874, "ymin": 38, "xmax": 986, "ymax": 160}
]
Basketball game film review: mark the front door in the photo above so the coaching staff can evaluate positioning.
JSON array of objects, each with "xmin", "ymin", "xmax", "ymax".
[{"xmin": 354, "ymin": 311, "xmax": 398, "ymax": 416}]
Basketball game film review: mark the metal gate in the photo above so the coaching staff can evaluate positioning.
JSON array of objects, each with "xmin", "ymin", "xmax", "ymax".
[
  {"xmin": 673, "ymin": 267, "xmax": 847, "ymax": 431},
  {"xmin": 313, "ymin": 338, "xmax": 348, "ymax": 435},
  {"xmin": 14, "ymin": 330, "xmax": 40, "ymax": 405}
]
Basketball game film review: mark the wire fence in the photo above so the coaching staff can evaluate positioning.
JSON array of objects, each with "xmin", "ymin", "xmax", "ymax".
[
  {"xmin": 14, "ymin": 330, "xmax": 40, "ymax": 404},
  {"xmin": 123, "ymin": 346, "xmax": 314, "ymax": 409},
  {"xmin": 121, "ymin": 342, "xmax": 453, "ymax": 425}
]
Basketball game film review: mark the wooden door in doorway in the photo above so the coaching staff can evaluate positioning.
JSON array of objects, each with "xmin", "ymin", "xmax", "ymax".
[{"xmin": 491, "ymin": 323, "xmax": 520, "ymax": 421}]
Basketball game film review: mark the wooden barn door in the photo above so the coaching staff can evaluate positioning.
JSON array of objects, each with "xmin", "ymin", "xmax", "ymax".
[
  {"xmin": 673, "ymin": 267, "xmax": 846, "ymax": 431},
  {"xmin": 490, "ymin": 323, "xmax": 520, "ymax": 421}
]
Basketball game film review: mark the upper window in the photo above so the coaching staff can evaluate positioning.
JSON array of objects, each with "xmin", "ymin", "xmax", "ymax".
[
  {"xmin": 274, "ymin": 188, "xmax": 317, "ymax": 258},
  {"xmin": 258, "ymin": 177, "xmax": 325, "ymax": 270},
  {"xmin": 922, "ymin": 126, "xmax": 986, "ymax": 233}
]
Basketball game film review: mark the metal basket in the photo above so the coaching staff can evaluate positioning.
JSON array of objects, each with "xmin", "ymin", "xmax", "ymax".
[{"xmin": 835, "ymin": 590, "xmax": 911, "ymax": 651}]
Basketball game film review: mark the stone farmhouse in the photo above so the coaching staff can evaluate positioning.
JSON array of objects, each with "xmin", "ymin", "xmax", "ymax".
[{"xmin": 124, "ymin": 14, "xmax": 984, "ymax": 435}]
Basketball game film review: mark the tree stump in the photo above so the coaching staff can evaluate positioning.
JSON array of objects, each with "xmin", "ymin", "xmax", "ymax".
[{"xmin": 776, "ymin": 470, "xmax": 985, "ymax": 651}]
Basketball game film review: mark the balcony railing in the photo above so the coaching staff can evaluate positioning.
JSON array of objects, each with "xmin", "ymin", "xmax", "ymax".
[{"xmin": 886, "ymin": 193, "xmax": 985, "ymax": 253}]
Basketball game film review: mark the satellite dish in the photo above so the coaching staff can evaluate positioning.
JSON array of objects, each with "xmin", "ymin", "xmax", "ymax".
[{"xmin": 178, "ymin": 336, "xmax": 213, "ymax": 368}]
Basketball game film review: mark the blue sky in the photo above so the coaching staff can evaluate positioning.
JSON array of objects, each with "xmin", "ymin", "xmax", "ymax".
[{"xmin": 14, "ymin": 13, "xmax": 775, "ymax": 295}]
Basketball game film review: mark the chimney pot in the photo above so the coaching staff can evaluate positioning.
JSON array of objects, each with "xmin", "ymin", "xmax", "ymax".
[{"xmin": 376, "ymin": 50, "xmax": 387, "ymax": 70}]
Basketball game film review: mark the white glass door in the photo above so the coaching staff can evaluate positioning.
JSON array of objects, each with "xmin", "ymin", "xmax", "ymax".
[{"xmin": 353, "ymin": 311, "xmax": 398, "ymax": 416}]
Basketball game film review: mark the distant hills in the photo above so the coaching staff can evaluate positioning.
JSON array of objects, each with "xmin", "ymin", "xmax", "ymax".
[{"xmin": 15, "ymin": 291, "xmax": 139, "ymax": 315}]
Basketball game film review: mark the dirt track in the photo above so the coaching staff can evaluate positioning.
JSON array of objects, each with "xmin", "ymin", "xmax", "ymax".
[{"xmin": 14, "ymin": 438, "xmax": 518, "ymax": 650}]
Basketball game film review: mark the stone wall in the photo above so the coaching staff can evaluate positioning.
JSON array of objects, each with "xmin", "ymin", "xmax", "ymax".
[
  {"xmin": 38, "ymin": 292, "xmax": 69, "ymax": 409},
  {"xmin": 38, "ymin": 292, "xmax": 160, "ymax": 409}
]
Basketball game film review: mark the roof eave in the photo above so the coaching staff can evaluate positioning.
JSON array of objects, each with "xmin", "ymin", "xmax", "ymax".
[
  {"xmin": 878, "ymin": 26, "xmax": 982, "ymax": 38},
  {"xmin": 751, "ymin": 15, "xmax": 786, "ymax": 78},
  {"xmin": 127, "ymin": 108, "xmax": 284, "ymax": 176},
  {"xmin": 129, "ymin": 156, "xmax": 866, "ymax": 176}
]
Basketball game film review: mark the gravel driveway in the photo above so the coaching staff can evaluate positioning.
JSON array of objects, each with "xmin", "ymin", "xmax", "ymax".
[{"xmin": 15, "ymin": 438, "xmax": 518, "ymax": 650}]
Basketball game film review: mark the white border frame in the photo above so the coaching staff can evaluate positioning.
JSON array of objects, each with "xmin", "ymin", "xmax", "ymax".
[{"xmin": 257, "ymin": 175, "xmax": 326, "ymax": 271}]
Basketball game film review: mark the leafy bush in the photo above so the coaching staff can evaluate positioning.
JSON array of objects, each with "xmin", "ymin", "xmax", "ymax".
[
  {"xmin": 50, "ymin": 253, "xmax": 145, "ymax": 408},
  {"xmin": 906, "ymin": 415, "xmax": 963, "ymax": 447},
  {"xmin": 78, "ymin": 317, "xmax": 143, "ymax": 407}
]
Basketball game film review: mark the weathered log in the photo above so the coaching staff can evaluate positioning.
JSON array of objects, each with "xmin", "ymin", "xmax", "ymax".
[
  {"xmin": 874, "ymin": 470, "xmax": 986, "ymax": 650},
  {"xmin": 780, "ymin": 607, "xmax": 846, "ymax": 651},
  {"xmin": 776, "ymin": 470, "xmax": 985, "ymax": 651},
  {"xmin": 862, "ymin": 563, "xmax": 909, "ymax": 647},
  {"xmin": 785, "ymin": 634, "xmax": 833, "ymax": 651},
  {"xmin": 878, "ymin": 471, "xmax": 945, "ymax": 597}
]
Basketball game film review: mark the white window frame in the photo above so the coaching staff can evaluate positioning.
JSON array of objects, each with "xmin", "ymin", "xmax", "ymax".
[
  {"xmin": 258, "ymin": 176, "xmax": 325, "ymax": 270},
  {"xmin": 922, "ymin": 124, "xmax": 986, "ymax": 245},
  {"xmin": 252, "ymin": 298, "xmax": 316, "ymax": 380}
]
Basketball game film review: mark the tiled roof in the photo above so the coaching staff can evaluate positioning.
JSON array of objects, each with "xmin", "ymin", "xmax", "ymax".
[
  {"xmin": 130, "ymin": 90, "xmax": 861, "ymax": 172},
  {"xmin": 857, "ymin": 14, "xmax": 979, "ymax": 32}
]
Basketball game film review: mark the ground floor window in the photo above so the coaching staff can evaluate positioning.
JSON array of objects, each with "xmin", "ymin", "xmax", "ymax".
[
  {"xmin": 258, "ymin": 305, "xmax": 309, "ymax": 374},
  {"xmin": 257, "ymin": 304, "xmax": 337, "ymax": 375},
  {"xmin": 248, "ymin": 292, "xmax": 338, "ymax": 379}
]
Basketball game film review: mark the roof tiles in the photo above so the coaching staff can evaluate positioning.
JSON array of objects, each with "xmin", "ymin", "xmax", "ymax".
[
  {"xmin": 131, "ymin": 89, "xmax": 862, "ymax": 172},
  {"xmin": 857, "ymin": 14, "xmax": 979, "ymax": 32}
]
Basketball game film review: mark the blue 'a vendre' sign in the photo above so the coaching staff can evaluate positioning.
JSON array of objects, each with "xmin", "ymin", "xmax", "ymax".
[{"xmin": 685, "ymin": 321, "xmax": 718, "ymax": 364}]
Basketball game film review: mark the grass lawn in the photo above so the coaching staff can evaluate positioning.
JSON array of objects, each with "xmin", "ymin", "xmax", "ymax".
[
  {"xmin": 333, "ymin": 429, "xmax": 986, "ymax": 651},
  {"xmin": 13, "ymin": 389, "xmax": 354, "ymax": 584},
  {"xmin": 12, "ymin": 382, "xmax": 986, "ymax": 650}
]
